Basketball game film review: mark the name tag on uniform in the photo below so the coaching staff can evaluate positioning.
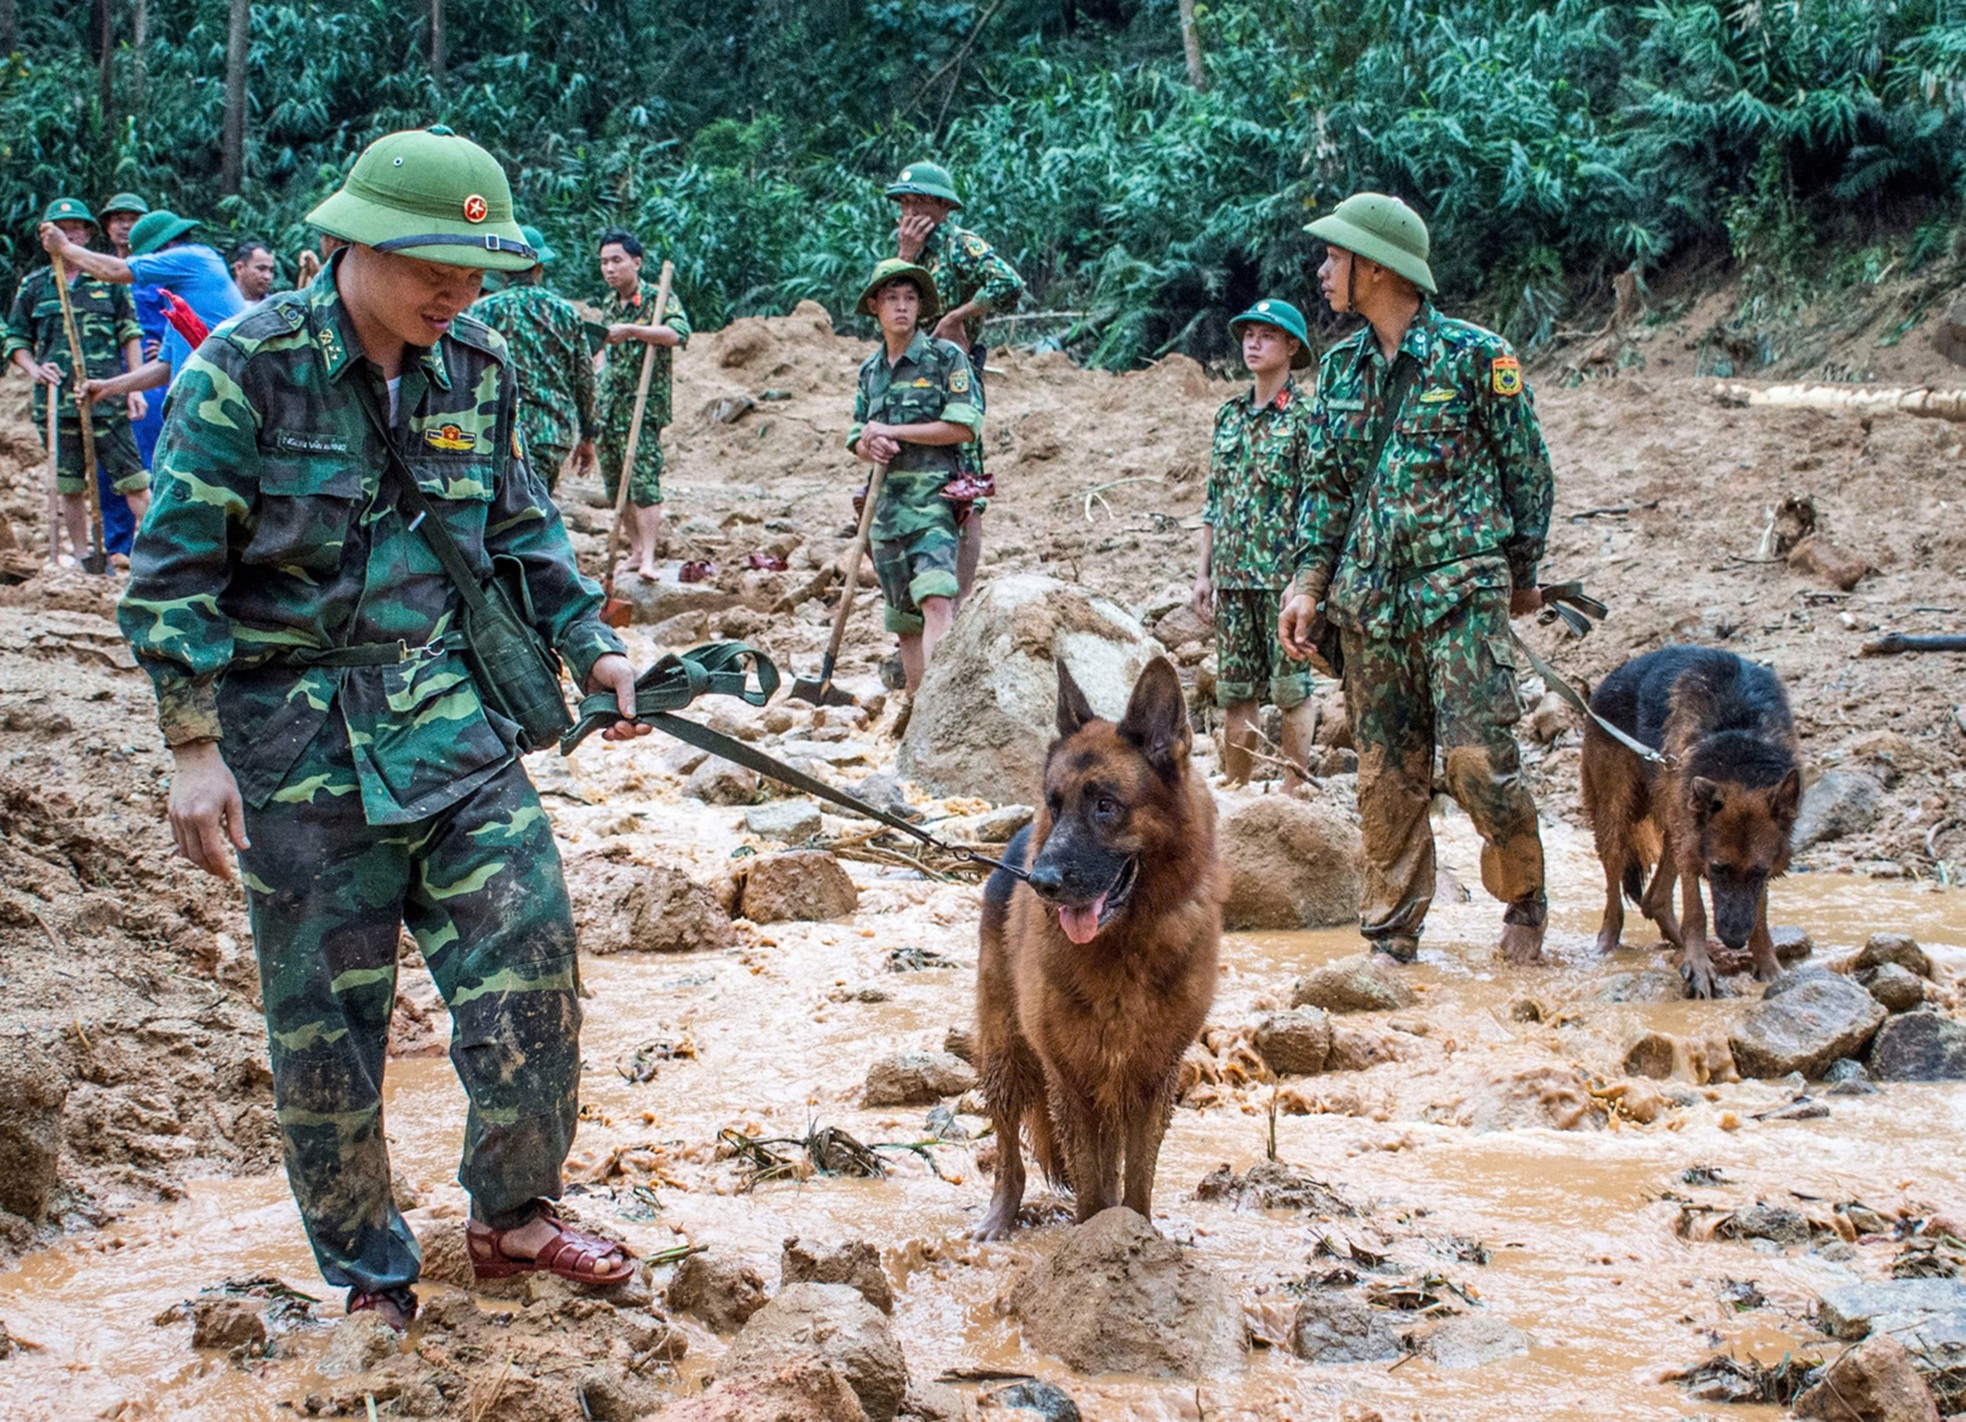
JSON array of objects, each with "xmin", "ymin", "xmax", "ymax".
[
  {"xmin": 1324, "ymin": 397, "xmax": 1365, "ymax": 412},
  {"xmin": 274, "ymin": 432, "xmax": 350, "ymax": 455}
]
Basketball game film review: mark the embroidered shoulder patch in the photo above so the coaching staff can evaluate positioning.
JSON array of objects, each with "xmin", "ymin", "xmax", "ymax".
[
  {"xmin": 963, "ymin": 235, "xmax": 989, "ymax": 257},
  {"xmin": 424, "ymin": 423, "xmax": 476, "ymax": 453},
  {"xmin": 949, "ymin": 366, "xmax": 970, "ymax": 394},
  {"xmin": 1490, "ymin": 355, "xmax": 1522, "ymax": 396}
]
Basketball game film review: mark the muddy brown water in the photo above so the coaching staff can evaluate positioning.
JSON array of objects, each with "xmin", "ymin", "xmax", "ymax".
[{"xmin": 2, "ymin": 803, "xmax": 1961, "ymax": 1421}]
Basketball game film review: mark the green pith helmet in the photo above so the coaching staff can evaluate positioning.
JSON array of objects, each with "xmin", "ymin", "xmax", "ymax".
[
  {"xmin": 857, "ymin": 258, "xmax": 940, "ymax": 320},
  {"xmin": 306, "ymin": 125, "xmax": 535, "ymax": 272},
  {"xmin": 884, "ymin": 160, "xmax": 963, "ymax": 209},
  {"xmin": 100, "ymin": 192, "xmax": 150, "ymax": 219},
  {"xmin": 128, "ymin": 210, "xmax": 200, "ymax": 256},
  {"xmin": 41, "ymin": 196, "xmax": 98, "ymax": 230},
  {"xmin": 520, "ymin": 224, "xmax": 556, "ymax": 267},
  {"xmin": 1229, "ymin": 298, "xmax": 1314, "ymax": 369},
  {"xmin": 1305, "ymin": 192, "xmax": 1436, "ymax": 294}
]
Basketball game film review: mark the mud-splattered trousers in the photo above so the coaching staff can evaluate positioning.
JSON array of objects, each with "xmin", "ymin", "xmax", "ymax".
[
  {"xmin": 118, "ymin": 260, "xmax": 623, "ymax": 1293},
  {"xmin": 1291, "ymin": 304, "xmax": 1552, "ymax": 944}
]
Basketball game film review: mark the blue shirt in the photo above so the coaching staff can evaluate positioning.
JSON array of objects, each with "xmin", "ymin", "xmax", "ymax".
[{"xmin": 128, "ymin": 243, "xmax": 245, "ymax": 346}]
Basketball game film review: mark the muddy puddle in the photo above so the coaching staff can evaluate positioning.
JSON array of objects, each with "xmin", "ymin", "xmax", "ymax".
[{"xmin": 2, "ymin": 803, "xmax": 1961, "ymax": 1421}]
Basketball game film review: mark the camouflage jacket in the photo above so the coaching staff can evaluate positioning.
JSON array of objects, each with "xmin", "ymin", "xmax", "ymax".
[
  {"xmin": 1203, "ymin": 375, "xmax": 1312, "ymax": 590},
  {"xmin": 1290, "ymin": 302, "xmax": 1553, "ymax": 638},
  {"xmin": 912, "ymin": 220, "xmax": 1022, "ymax": 347},
  {"xmin": 847, "ymin": 330, "xmax": 981, "ymax": 539},
  {"xmin": 470, "ymin": 282, "xmax": 598, "ymax": 456},
  {"xmin": 117, "ymin": 261, "xmax": 623, "ymax": 826},
  {"xmin": 2, "ymin": 266, "xmax": 142, "ymax": 425},
  {"xmin": 596, "ymin": 277, "xmax": 690, "ymax": 433}
]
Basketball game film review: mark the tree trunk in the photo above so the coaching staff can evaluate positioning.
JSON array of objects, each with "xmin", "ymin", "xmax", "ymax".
[
  {"xmin": 430, "ymin": 0, "xmax": 445, "ymax": 89},
  {"xmin": 1177, "ymin": 0, "xmax": 1205, "ymax": 90},
  {"xmin": 132, "ymin": 0, "xmax": 147, "ymax": 104},
  {"xmin": 221, "ymin": 0, "xmax": 249, "ymax": 195},
  {"xmin": 95, "ymin": 0, "xmax": 113, "ymax": 120},
  {"xmin": 2, "ymin": 0, "xmax": 19, "ymax": 58}
]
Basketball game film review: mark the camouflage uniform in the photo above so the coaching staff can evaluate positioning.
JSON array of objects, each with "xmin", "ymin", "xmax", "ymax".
[
  {"xmin": 847, "ymin": 329, "xmax": 981, "ymax": 633},
  {"xmin": 1204, "ymin": 375, "xmax": 1314, "ymax": 710},
  {"xmin": 595, "ymin": 277, "xmax": 690, "ymax": 508},
  {"xmin": 117, "ymin": 262, "xmax": 624, "ymax": 1295},
  {"xmin": 1290, "ymin": 301, "xmax": 1553, "ymax": 947},
  {"xmin": 911, "ymin": 219, "xmax": 1021, "ymax": 496},
  {"xmin": 470, "ymin": 282, "xmax": 597, "ymax": 492},
  {"xmin": 2, "ymin": 266, "xmax": 148, "ymax": 495}
]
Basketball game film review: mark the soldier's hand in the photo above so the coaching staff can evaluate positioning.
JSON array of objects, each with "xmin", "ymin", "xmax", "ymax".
[
  {"xmin": 31, "ymin": 360, "xmax": 64, "ymax": 386},
  {"xmin": 144, "ymin": 338, "xmax": 163, "ymax": 361},
  {"xmin": 1508, "ymin": 587, "xmax": 1544, "ymax": 618},
  {"xmin": 168, "ymin": 741, "xmax": 250, "ymax": 879},
  {"xmin": 126, "ymin": 390, "xmax": 147, "ymax": 421},
  {"xmin": 1278, "ymin": 592, "xmax": 1334, "ymax": 675},
  {"xmin": 589, "ymin": 654, "xmax": 652, "ymax": 743},
  {"xmin": 897, "ymin": 214, "xmax": 933, "ymax": 262},
  {"xmin": 1190, "ymin": 575, "xmax": 1213, "ymax": 621},
  {"xmin": 605, "ymin": 322, "xmax": 634, "ymax": 346},
  {"xmin": 38, "ymin": 221, "xmax": 69, "ymax": 255}
]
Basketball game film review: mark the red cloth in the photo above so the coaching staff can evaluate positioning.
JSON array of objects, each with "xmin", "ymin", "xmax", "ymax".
[{"xmin": 156, "ymin": 289, "xmax": 209, "ymax": 347}]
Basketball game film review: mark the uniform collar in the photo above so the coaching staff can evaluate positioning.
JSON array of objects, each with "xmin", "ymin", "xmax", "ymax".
[
  {"xmin": 308, "ymin": 255, "xmax": 452, "ymax": 391},
  {"xmin": 1240, "ymin": 373, "xmax": 1301, "ymax": 414},
  {"xmin": 1346, "ymin": 299, "xmax": 1443, "ymax": 376},
  {"xmin": 613, "ymin": 276, "xmax": 658, "ymax": 314},
  {"xmin": 887, "ymin": 327, "xmax": 937, "ymax": 367}
]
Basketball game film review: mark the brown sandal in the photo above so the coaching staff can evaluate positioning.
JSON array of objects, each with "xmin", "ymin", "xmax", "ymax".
[
  {"xmin": 466, "ymin": 1202, "xmax": 635, "ymax": 1285},
  {"xmin": 347, "ymin": 1285, "xmax": 417, "ymax": 1332}
]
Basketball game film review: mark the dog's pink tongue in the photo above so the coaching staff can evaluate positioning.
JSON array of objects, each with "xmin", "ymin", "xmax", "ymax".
[{"xmin": 1058, "ymin": 896, "xmax": 1106, "ymax": 945}]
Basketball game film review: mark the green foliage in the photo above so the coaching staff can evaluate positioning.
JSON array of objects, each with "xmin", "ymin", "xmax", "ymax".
[{"xmin": 2, "ymin": 0, "xmax": 1959, "ymax": 365}]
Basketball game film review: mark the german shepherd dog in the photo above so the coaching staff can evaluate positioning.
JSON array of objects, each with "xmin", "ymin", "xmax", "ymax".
[
  {"xmin": 971, "ymin": 656, "xmax": 1224, "ymax": 1239},
  {"xmin": 1581, "ymin": 645, "xmax": 1801, "ymax": 997}
]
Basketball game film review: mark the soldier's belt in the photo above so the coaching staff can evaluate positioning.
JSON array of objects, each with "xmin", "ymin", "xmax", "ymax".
[{"xmin": 268, "ymin": 631, "xmax": 469, "ymax": 668}]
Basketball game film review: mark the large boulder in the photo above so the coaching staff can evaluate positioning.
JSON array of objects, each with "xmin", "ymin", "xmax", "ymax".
[
  {"xmin": 896, "ymin": 574, "xmax": 1161, "ymax": 802},
  {"xmin": 1729, "ymin": 976, "xmax": 1885, "ymax": 1079},
  {"xmin": 1252, "ymin": 1008, "xmax": 1333, "ymax": 1076},
  {"xmin": 1794, "ymin": 1335, "xmax": 1942, "ymax": 1422},
  {"xmin": 1868, "ymin": 1013, "xmax": 1966, "ymax": 1081},
  {"xmin": 722, "ymin": 1283, "xmax": 909, "ymax": 1422},
  {"xmin": 1856, "ymin": 933, "xmax": 1932, "ymax": 979},
  {"xmin": 1792, "ymin": 771, "xmax": 1883, "ymax": 850},
  {"xmin": 781, "ymin": 1237, "xmax": 894, "ymax": 1314},
  {"xmin": 574, "ymin": 860, "xmax": 735, "ymax": 955},
  {"xmin": 1291, "ymin": 953, "xmax": 1415, "ymax": 1014},
  {"xmin": 738, "ymin": 851, "xmax": 859, "ymax": 923},
  {"xmin": 1003, "ymin": 1206, "xmax": 1245, "ymax": 1376},
  {"xmin": 1218, "ymin": 794, "xmax": 1362, "ymax": 931},
  {"xmin": 0, "ymin": 1035, "xmax": 68, "ymax": 1220}
]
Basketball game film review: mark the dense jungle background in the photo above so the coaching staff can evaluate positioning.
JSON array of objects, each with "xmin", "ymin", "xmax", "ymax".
[{"xmin": 5, "ymin": 0, "xmax": 1966, "ymax": 366}]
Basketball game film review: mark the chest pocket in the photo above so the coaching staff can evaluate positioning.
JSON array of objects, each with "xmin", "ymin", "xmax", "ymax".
[
  {"xmin": 880, "ymin": 379, "xmax": 946, "ymax": 427},
  {"xmin": 1393, "ymin": 401, "xmax": 1480, "ymax": 477},
  {"xmin": 247, "ymin": 457, "xmax": 365, "ymax": 573},
  {"xmin": 407, "ymin": 455, "xmax": 497, "ymax": 568}
]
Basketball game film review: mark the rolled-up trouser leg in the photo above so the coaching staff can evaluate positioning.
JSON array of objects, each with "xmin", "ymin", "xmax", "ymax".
[
  {"xmin": 1427, "ymin": 591, "xmax": 1545, "ymax": 908},
  {"xmin": 1342, "ymin": 626, "xmax": 1437, "ymax": 944},
  {"xmin": 400, "ymin": 760, "xmax": 582, "ymax": 1229},
  {"xmin": 239, "ymin": 757, "xmax": 419, "ymax": 1294}
]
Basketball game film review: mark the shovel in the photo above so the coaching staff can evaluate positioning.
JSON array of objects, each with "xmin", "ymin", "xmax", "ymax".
[
  {"xmin": 601, "ymin": 259, "xmax": 675, "ymax": 628},
  {"xmin": 792, "ymin": 461, "xmax": 886, "ymax": 707}
]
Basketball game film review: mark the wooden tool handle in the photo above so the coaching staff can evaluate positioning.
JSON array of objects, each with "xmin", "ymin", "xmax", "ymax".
[
  {"xmin": 45, "ymin": 395, "xmax": 59, "ymax": 565},
  {"xmin": 826, "ymin": 462, "xmax": 888, "ymax": 658},
  {"xmin": 51, "ymin": 253, "xmax": 104, "ymax": 569},
  {"xmin": 604, "ymin": 259, "xmax": 675, "ymax": 590}
]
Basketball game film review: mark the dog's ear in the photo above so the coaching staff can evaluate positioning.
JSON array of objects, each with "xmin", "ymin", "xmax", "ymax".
[
  {"xmin": 1771, "ymin": 767, "xmax": 1801, "ymax": 821},
  {"xmin": 1688, "ymin": 775, "xmax": 1724, "ymax": 819},
  {"xmin": 1118, "ymin": 656, "xmax": 1190, "ymax": 774},
  {"xmin": 1055, "ymin": 657, "xmax": 1097, "ymax": 740}
]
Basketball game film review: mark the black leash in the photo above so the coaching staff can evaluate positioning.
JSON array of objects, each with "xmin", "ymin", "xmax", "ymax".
[{"xmin": 561, "ymin": 642, "xmax": 1031, "ymax": 882}]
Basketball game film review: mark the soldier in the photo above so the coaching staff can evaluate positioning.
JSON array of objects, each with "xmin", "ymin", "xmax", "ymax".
[
  {"xmin": 99, "ymin": 191, "xmax": 149, "ymax": 260},
  {"xmin": 595, "ymin": 228, "xmax": 689, "ymax": 581},
  {"xmin": 1278, "ymin": 193, "xmax": 1553, "ymax": 966},
  {"xmin": 847, "ymin": 258, "xmax": 979, "ymax": 692},
  {"xmin": 887, "ymin": 160, "xmax": 1022, "ymax": 600},
  {"xmin": 470, "ymin": 224, "xmax": 597, "ymax": 494},
  {"xmin": 230, "ymin": 238, "xmax": 279, "ymax": 306},
  {"xmin": 2, "ymin": 197, "xmax": 149, "ymax": 559},
  {"xmin": 118, "ymin": 127, "xmax": 649, "ymax": 1331},
  {"xmin": 1192, "ymin": 298, "xmax": 1318, "ymax": 790}
]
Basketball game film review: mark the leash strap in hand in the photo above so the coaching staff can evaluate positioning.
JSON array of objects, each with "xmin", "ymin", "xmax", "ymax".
[{"xmin": 1510, "ymin": 630, "xmax": 1673, "ymax": 767}]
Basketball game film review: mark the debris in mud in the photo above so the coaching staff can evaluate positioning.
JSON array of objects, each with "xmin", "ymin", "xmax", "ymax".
[
  {"xmin": 720, "ymin": 1124, "xmax": 887, "ymax": 1187},
  {"xmin": 618, "ymin": 1036, "xmax": 698, "ymax": 1083},
  {"xmin": 1194, "ymin": 1158, "xmax": 1356, "ymax": 1216},
  {"xmin": 888, "ymin": 946, "xmax": 960, "ymax": 972},
  {"xmin": 1434, "ymin": 1065, "xmax": 1608, "ymax": 1132},
  {"xmin": 976, "ymin": 1376, "xmax": 1083, "ymax": 1420},
  {"xmin": 1793, "ymin": 1334, "xmax": 1945, "ymax": 1421},
  {"xmin": 722, "ymin": 1282, "xmax": 909, "ymax": 1422},
  {"xmin": 317, "ymin": 1310, "xmax": 398, "ymax": 1379},
  {"xmin": 1668, "ymin": 1351, "xmax": 1818, "ymax": 1405},
  {"xmin": 1704, "ymin": 1202, "xmax": 1821, "ymax": 1247},
  {"xmin": 667, "ymin": 1251, "xmax": 770, "ymax": 1332},
  {"xmin": 1287, "ymin": 1290, "xmax": 1403, "ymax": 1364},
  {"xmin": 1291, "ymin": 952, "xmax": 1416, "ymax": 1014},
  {"xmin": 1683, "ymin": 1165, "xmax": 1733, "ymax": 1187},
  {"xmin": 1719, "ymin": 1279, "xmax": 1768, "ymax": 1311},
  {"xmin": 782, "ymin": 1236, "xmax": 895, "ymax": 1313},
  {"xmin": 1410, "ymin": 1312, "xmax": 1531, "ymax": 1368},
  {"xmin": 863, "ymin": 1050, "xmax": 977, "ymax": 1107},
  {"xmin": 1364, "ymin": 1272, "xmax": 1482, "ymax": 1317}
]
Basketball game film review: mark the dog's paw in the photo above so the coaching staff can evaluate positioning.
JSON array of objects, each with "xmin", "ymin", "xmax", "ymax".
[{"xmin": 1680, "ymin": 960, "xmax": 1718, "ymax": 999}]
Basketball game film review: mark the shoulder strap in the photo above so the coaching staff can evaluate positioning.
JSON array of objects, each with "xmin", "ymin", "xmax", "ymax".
[{"xmin": 1324, "ymin": 349, "xmax": 1421, "ymax": 567}]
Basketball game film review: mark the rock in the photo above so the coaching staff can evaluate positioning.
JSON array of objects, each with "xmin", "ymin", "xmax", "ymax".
[
  {"xmin": 1252, "ymin": 1008, "xmax": 1333, "ymax": 1076},
  {"xmin": 1291, "ymin": 953, "xmax": 1416, "ymax": 1014},
  {"xmin": 1861, "ymin": 963, "xmax": 1929, "ymax": 1013},
  {"xmin": 739, "ymin": 851, "xmax": 859, "ymax": 923},
  {"xmin": 1773, "ymin": 925, "xmax": 1814, "ymax": 963},
  {"xmin": 615, "ymin": 569, "xmax": 739, "ymax": 626},
  {"xmin": 1623, "ymin": 1031, "xmax": 1681, "ymax": 1080},
  {"xmin": 1937, "ymin": 294, "xmax": 1966, "ymax": 367},
  {"xmin": 896, "ymin": 573, "xmax": 1162, "ymax": 802},
  {"xmin": 979, "ymin": 1377, "xmax": 1082, "ymax": 1420},
  {"xmin": 1289, "ymin": 1291, "xmax": 1401, "ymax": 1364},
  {"xmin": 0, "ymin": 1036, "xmax": 67, "ymax": 1219},
  {"xmin": 1795, "ymin": 1335, "xmax": 1942, "ymax": 1421},
  {"xmin": 1442, "ymin": 1066, "xmax": 1605, "ymax": 1132},
  {"xmin": 1218, "ymin": 795, "xmax": 1363, "ymax": 930},
  {"xmin": 646, "ymin": 609, "xmax": 713, "ymax": 648},
  {"xmin": 1869, "ymin": 1013, "xmax": 1966, "ymax": 1081},
  {"xmin": 687, "ymin": 756, "xmax": 762, "ymax": 806},
  {"xmin": 1792, "ymin": 771, "xmax": 1884, "ymax": 850},
  {"xmin": 316, "ymin": 1311, "xmax": 399, "ymax": 1378},
  {"xmin": 1415, "ymin": 1313, "xmax": 1532, "ymax": 1368},
  {"xmin": 643, "ymin": 1357, "xmax": 866, "ymax": 1421},
  {"xmin": 1858, "ymin": 933, "xmax": 1933, "ymax": 979},
  {"xmin": 1718, "ymin": 1203, "xmax": 1815, "ymax": 1246},
  {"xmin": 1004, "ymin": 1207, "xmax": 1245, "ymax": 1376},
  {"xmin": 938, "ymin": 803, "xmax": 1035, "ymax": 844},
  {"xmin": 723, "ymin": 1283, "xmax": 908, "ymax": 1422},
  {"xmin": 1787, "ymin": 535, "xmax": 1869, "ymax": 593},
  {"xmin": 781, "ymin": 1238, "xmax": 893, "ymax": 1315},
  {"xmin": 1818, "ymin": 1278, "xmax": 1966, "ymax": 1342},
  {"xmin": 578, "ymin": 861, "xmax": 735, "ymax": 955},
  {"xmin": 189, "ymin": 1296, "xmax": 268, "ymax": 1351},
  {"xmin": 863, "ymin": 1051, "xmax": 976, "ymax": 1107},
  {"xmin": 747, "ymin": 799, "xmax": 823, "ymax": 844},
  {"xmin": 1194, "ymin": 1159, "xmax": 1354, "ymax": 1215},
  {"xmin": 667, "ymin": 1252, "xmax": 769, "ymax": 1332},
  {"xmin": 1596, "ymin": 970, "xmax": 1692, "ymax": 1003},
  {"xmin": 1826, "ymin": 1057, "xmax": 1871, "ymax": 1084},
  {"xmin": 1151, "ymin": 601, "xmax": 1212, "ymax": 653},
  {"xmin": 1729, "ymin": 976, "xmax": 1886, "ymax": 1079}
]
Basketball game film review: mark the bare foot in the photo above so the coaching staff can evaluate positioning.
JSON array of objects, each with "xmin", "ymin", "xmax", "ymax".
[
  {"xmin": 634, "ymin": 560, "xmax": 660, "ymax": 582},
  {"xmin": 1498, "ymin": 919, "xmax": 1546, "ymax": 966}
]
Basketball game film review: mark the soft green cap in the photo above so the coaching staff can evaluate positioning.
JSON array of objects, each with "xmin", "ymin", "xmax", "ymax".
[
  {"xmin": 884, "ymin": 160, "xmax": 963, "ymax": 209},
  {"xmin": 1229, "ymin": 298, "xmax": 1314, "ymax": 369},
  {"xmin": 306, "ymin": 126, "xmax": 535, "ymax": 272},
  {"xmin": 857, "ymin": 258, "xmax": 940, "ymax": 320},
  {"xmin": 128, "ymin": 210, "xmax": 201, "ymax": 256},
  {"xmin": 42, "ymin": 196, "xmax": 98, "ymax": 229},
  {"xmin": 100, "ymin": 192, "xmax": 150, "ymax": 218},
  {"xmin": 1305, "ymin": 192, "xmax": 1436, "ymax": 294},
  {"xmin": 520, "ymin": 223, "xmax": 556, "ymax": 267}
]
